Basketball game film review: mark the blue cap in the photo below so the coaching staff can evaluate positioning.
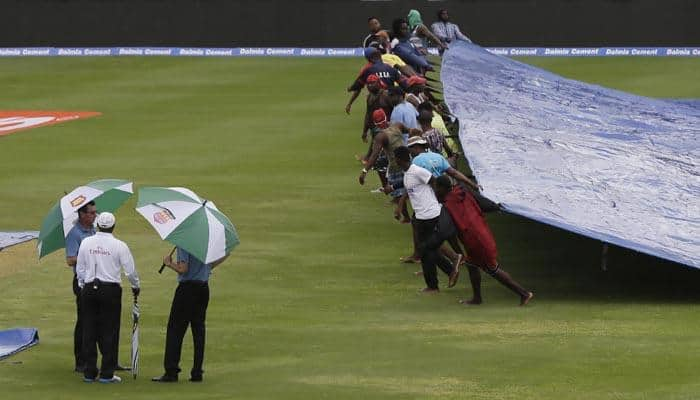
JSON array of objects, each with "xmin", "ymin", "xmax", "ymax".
[{"xmin": 363, "ymin": 47, "xmax": 379, "ymax": 60}]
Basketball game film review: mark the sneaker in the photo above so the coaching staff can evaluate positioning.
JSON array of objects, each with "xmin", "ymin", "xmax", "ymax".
[
  {"xmin": 99, "ymin": 375, "xmax": 122, "ymax": 383},
  {"xmin": 152, "ymin": 374, "xmax": 178, "ymax": 383},
  {"xmin": 83, "ymin": 376, "xmax": 97, "ymax": 383},
  {"xmin": 189, "ymin": 375, "xmax": 203, "ymax": 382}
]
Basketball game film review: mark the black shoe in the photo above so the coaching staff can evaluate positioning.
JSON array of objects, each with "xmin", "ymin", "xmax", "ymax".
[
  {"xmin": 189, "ymin": 375, "xmax": 203, "ymax": 382},
  {"xmin": 152, "ymin": 375, "xmax": 178, "ymax": 383},
  {"xmin": 115, "ymin": 365, "xmax": 131, "ymax": 371}
]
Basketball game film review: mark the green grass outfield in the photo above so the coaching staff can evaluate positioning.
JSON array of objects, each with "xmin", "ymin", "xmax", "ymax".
[{"xmin": 0, "ymin": 57, "xmax": 699, "ymax": 399}]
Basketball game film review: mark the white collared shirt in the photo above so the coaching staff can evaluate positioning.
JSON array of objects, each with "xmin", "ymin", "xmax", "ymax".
[{"xmin": 76, "ymin": 232, "xmax": 140, "ymax": 289}]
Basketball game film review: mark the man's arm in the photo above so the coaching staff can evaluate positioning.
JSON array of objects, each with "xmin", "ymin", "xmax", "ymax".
[
  {"xmin": 417, "ymin": 24, "xmax": 447, "ymax": 50},
  {"xmin": 75, "ymin": 247, "xmax": 86, "ymax": 288},
  {"xmin": 362, "ymin": 98, "xmax": 374, "ymax": 142},
  {"xmin": 453, "ymin": 24, "xmax": 472, "ymax": 43},
  {"xmin": 395, "ymin": 193, "xmax": 409, "ymax": 221},
  {"xmin": 163, "ymin": 253, "xmax": 188, "ymax": 274},
  {"xmin": 359, "ymin": 132, "xmax": 387, "ymax": 185},
  {"xmin": 446, "ymin": 167, "xmax": 480, "ymax": 191},
  {"xmin": 65, "ymin": 233, "xmax": 79, "ymax": 268},
  {"xmin": 121, "ymin": 244, "xmax": 140, "ymax": 290},
  {"xmin": 346, "ymin": 89, "xmax": 361, "ymax": 114}
]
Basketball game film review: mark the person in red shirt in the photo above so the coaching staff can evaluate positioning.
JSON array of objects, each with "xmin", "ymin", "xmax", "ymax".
[{"xmin": 434, "ymin": 175, "xmax": 534, "ymax": 306}]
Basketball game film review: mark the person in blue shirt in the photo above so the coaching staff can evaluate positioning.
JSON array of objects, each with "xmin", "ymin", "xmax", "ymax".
[
  {"xmin": 391, "ymin": 18, "xmax": 436, "ymax": 75},
  {"xmin": 408, "ymin": 137, "xmax": 480, "ymax": 191},
  {"xmin": 388, "ymin": 86, "xmax": 419, "ymax": 143},
  {"xmin": 65, "ymin": 201, "xmax": 96, "ymax": 373},
  {"xmin": 152, "ymin": 248, "xmax": 229, "ymax": 383}
]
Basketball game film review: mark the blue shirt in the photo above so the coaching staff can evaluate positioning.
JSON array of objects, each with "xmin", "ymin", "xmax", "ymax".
[
  {"xmin": 390, "ymin": 101, "xmax": 419, "ymax": 132},
  {"xmin": 65, "ymin": 223, "xmax": 96, "ymax": 258},
  {"xmin": 412, "ymin": 151, "xmax": 451, "ymax": 177},
  {"xmin": 177, "ymin": 248, "xmax": 211, "ymax": 283}
]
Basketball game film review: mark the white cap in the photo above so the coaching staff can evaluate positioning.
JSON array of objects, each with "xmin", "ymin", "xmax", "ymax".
[{"xmin": 96, "ymin": 212, "xmax": 116, "ymax": 229}]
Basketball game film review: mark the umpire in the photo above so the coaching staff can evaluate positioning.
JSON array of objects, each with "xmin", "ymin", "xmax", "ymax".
[
  {"xmin": 76, "ymin": 212, "xmax": 140, "ymax": 383},
  {"xmin": 152, "ymin": 248, "xmax": 229, "ymax": 383}
]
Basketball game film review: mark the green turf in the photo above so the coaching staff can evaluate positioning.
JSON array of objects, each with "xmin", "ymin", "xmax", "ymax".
[{"xmin": 0, "ymin": 56, "xmax": 699, "ymax": 399}]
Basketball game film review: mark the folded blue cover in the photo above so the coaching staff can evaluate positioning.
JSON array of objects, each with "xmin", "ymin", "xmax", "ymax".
[
  {"xmin": 0, "ymin": 231, "xmax": 39, "ymax": 251},
  {"xmin": 0, "ymin": 328, "xmax": 39, "ymax": 360}
]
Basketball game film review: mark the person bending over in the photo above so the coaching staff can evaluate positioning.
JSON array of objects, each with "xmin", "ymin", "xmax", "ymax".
[{"xmin": 434, "ymin": 176, "xmax": 533, "ymax": 306}]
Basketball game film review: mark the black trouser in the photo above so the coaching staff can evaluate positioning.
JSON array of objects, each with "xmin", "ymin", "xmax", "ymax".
[
  {"xmin": 164, "ymin": 281, "xmax": 210, "ymax": 378},
  {"xmin": 81, "ymin": 282, "xmax": 122, "ymax": 380},
  {"xmin": 415, "ymin": 216, "xmax": 454, "ymax": 289},
  {"xmin": 72, "ymin": 274, "xmax": 84, "ymax": 368}
]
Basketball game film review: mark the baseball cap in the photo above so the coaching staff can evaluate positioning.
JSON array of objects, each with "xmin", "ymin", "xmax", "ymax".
[
  {"xmin": 363, "ymin": 47, "xmax": 379, "ymax": 60},
  {"xmin": 366, "ymin": 74, "xmax": 387, "ymax": 89},
  {"xmin": 96, "ymin": 212, "xmax": 116, "ymax": 229},
  {"xmin": 372, "ymin": 109, "xmax": 388, "ymax": 126},
  {"xmin": 407, "ymin": 136, "xmax": 427, "ymax": 147},
  {"xmin": 407, "ymin": 75, "xmax": 427, "ymax": 87}
]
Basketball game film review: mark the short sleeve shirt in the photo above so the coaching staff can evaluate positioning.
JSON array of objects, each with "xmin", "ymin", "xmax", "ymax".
[
  {"xmin": 65, "ymin": 223, "xmax": 96, "ymax": 258},
  {"xmin": 404, "ymin": 164, "xmax": 442, "ymax": 220},
  {"xmin": 390, "ymin": 102, "xmax": 419, "ymax": 130},
  {"xmin": 177, "ymin": 248, "xmax": 212, "ymax": 283},
  {"xmin": 412, "ymin": 151, "xmax": 451, "ymax": 177}
]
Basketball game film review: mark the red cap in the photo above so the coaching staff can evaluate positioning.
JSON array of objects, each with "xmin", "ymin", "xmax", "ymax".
[
  {"xmin": 366, "ymin": 74, "xmax": 388, "ymax": 89},
  {"xmin": 372, "ymin": 109, "xmax": 388, "ymax": 127},
  {"xmin": 407, "ymin": 75, "xmax": 427, "ymax": 87}
]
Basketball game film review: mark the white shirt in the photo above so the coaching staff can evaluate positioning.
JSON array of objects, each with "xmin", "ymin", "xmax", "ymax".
[
  {"xmin": 404, "ymin": 164, "xmax": 442, "ymax": 220},
  {"xmin": 76, "ymin": 232, "xmax": 140, "ymax": 289}
]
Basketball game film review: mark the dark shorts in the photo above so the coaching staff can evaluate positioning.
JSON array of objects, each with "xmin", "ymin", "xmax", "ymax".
[
  {"xmin": 373, "ymin": 151, "xmax": 388, "ymax": 173},
  {"xmin": 386, "ymin": 168, "xmax": 406, "ymax": 198}
]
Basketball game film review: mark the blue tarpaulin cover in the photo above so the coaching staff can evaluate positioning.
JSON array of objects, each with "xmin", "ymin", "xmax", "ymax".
[
  {"xmin": 0, "ymin": 328, "xmax": 39, "ymax": 360},
  {"xmin": 442, "ymin": 42, "xmax": 699, "ymax": 268},
  {"xmin": 0, "ymin": 231, "xmax": 39, "ymax": 251}
]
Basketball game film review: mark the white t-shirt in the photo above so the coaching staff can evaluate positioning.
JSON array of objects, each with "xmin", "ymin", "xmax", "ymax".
[
  {"xmin": 404, "ymin": 164, "xmax": 441, "ymax": 220},
  {"xmin": 76, "ymin": 232, "xmax": 140, "ymax": 289}
]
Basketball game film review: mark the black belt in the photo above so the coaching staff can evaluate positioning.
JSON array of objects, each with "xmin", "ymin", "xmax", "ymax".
[
  {"xmin": 85, "ymin": 280, "xmax": 120, "ymax": 288},
  {"xmin": 179, "ymin": 280, "xmax": 208, "ymax": 286}
]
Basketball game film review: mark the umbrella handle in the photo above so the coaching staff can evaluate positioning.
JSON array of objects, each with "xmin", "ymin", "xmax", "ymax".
[{"xmin": 158, "ymin": 247, "xmax": 177, "ymax": 274}]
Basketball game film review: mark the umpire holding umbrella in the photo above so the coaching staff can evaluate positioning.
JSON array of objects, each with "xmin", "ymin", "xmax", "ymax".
[
  {"xmin": 76, "ymin": 212, "xmax": 140, "ymax": 383},
  {"xmin": 152, "ymin": 247, "xmax": 229, "ymax": 383}
]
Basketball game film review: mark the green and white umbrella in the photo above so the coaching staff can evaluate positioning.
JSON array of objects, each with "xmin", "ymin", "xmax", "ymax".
[
  {"xmin": 37, "ymin": 179, "xmax": 133, "ymax": 258},
  {"xmin": 135, "ymin": 187, "xmax": 239, "ymax": 264}
]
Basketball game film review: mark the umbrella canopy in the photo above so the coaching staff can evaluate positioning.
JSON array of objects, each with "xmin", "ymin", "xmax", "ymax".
[
  {"xmin": 37, "ymin": 179, "xmax": 133, "ymax": 258},
  {"xmin": 131, "ymin": 297, "xmax": 139, "ymax": 379},
  {"xmin": 135, "ymin": 187, "xmax": 239, "ymax": 264}
]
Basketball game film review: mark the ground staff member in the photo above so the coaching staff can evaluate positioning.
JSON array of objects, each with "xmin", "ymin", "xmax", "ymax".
[
  {"xmin": 65, "ymin": 201, "xmax": 96, "ymax": 372},
  {"xmin": 76, "ymin": 212, "xmax": 140, "ymax": 383},
  {"xmin": 152, "ymin": 248, "xmax": 229, "ymax": 383},
  {"xmin": 395, "ymin": 145, "xmax": 458, "ymax": 293}
]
